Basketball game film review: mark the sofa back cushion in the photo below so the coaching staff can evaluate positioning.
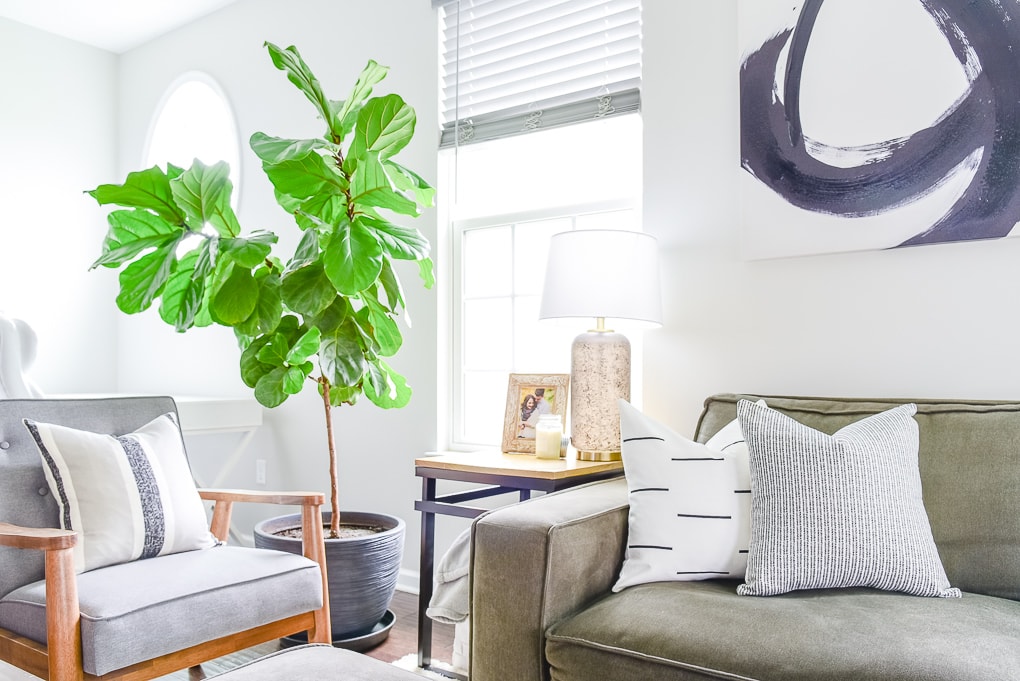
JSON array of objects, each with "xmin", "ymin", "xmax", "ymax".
[
  {"xmin": 695, "ymin": 394, "xmax": 1020, "ymax": 601},
  {"xmin": 0, "ymin": 397, "xmax": 178, "ymax": 598}
]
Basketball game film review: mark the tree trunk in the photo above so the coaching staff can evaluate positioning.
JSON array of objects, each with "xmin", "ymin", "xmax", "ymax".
[{"xmin": 320, "ymin": 376, "xmax": 341, "ymax": 538}]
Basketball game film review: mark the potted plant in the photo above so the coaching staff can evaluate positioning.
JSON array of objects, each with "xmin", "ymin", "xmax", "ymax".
[{"xmin": 86, "ymin": 42, "xmax": 434, "ymax": 644}]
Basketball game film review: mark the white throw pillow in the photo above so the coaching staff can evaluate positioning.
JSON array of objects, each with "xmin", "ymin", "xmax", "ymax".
[
  {"xmin": 736, "ymin": 399, "xmax": 960, "ymax": 598},
  {"xmin": 613, "ymin": 400, "xmax": 758, "ymax": 592},
  {"xmin": 24, "ymin": 412, "xmax": 218, "ymax": 573}
]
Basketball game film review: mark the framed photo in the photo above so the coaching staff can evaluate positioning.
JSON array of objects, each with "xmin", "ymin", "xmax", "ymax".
[{"xmin": 501, "ymin": 373, "xmax": 569, "ymax": 454}]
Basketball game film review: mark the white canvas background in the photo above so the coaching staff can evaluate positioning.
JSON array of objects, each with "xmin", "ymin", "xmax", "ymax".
[{"xmin": 738, "ymin": 0, "xmax": 989, "ymax": 259}]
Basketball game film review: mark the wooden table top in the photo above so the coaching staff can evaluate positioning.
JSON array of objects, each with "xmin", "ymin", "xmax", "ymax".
[{"xmin": 415, "ymin": 449, "xmax": 623, "ymax": 480}]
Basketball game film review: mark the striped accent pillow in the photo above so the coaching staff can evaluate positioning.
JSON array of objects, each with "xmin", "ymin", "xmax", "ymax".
[
  {"xmin": 24, "ymin": 413, "xmax": 217, "ymax": 573},
  {"xmin": 613, "ymin": 400, "xmax": 755, "ymax": 591},
  {"xmin": 736, "ymin": 400, "xmax": 960, "ymax": 598}
]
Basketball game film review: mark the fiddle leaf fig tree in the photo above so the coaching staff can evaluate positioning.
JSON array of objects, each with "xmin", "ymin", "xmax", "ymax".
[{"xmin": 87, "ymin": 43, "xmax": 434, "ymax": 538}]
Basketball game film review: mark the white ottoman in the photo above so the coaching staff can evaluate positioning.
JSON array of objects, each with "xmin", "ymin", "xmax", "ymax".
[{"xmin": 210, "ymin": 645, "xmax": 423, "ymax": 680}]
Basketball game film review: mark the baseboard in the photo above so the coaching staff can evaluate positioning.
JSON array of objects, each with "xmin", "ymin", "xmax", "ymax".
[{"xmin": 397, "ymin": 567, "xmax": 420, "ymax": 595}]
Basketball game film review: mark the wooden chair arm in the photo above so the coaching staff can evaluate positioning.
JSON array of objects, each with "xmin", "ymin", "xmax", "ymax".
[
  {"xmin": 197, "ymin": 488, "xmax": 327, "ymax": 544},
  {"xmin": 0, "ymin": 522, "xmax": 77, "ymax": 551},
  {"xmin": 196, "ymin": 488, "xmax": 331, "ymax": 642},
  {"xmin": 198, "ymin": 488, "xmax": 326, "ymax": 506},
  {"xmin": 0, "ymin": 523, "xmax": 82, "ymax": 679}
]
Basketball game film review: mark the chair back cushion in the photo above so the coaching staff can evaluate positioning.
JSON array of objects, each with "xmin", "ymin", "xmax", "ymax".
[
  {"xmin": 695, "ymin": 394, "xmax": 1020, "ymax": 601},
  {"xmin": 0, "ymin": 396, "xmax": 177, "ymax": 597}
]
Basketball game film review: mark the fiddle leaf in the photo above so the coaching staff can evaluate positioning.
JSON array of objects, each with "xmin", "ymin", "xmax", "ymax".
[
  {"xmin": 323, "ymin": 219, "xmax": 383, "ymax": 295},
  {"xmin": 92, "ymin": 210, "xmax": 181, "ymax": 269},
  {"xmin": 364, "ymin": 358, "xmax": 411, "ymax": 409},
  {"xmin": 115, "ymin": 239, "xmax": 181, "ymax": 314},
  {"xmin": 88, "ymin": 165, "xmax": 185, "ymax": 224},
  {"xmin": 210, "ymin": 267, "xmax": 259, "ymax": 325},
  {"xmin": 355, "ymin": 94, "xmax": 415, "ymax": 161},
  {"xmin": 335, "ymin": 60, "xmax": 389, "ymax": 141},
  {"xmin": 159, "ymin": 241, "xmax": 213, "ymax": 332},
  {"xmin": 287, "ymin": 327, "xmax": 322, "ymax": 365},
  {"xmin": 250, "ymin": 132, "xmax": 330, "ymax": 164},
  {"xmin": 264, "ymin": 41, "xmax": 341, "ymax": 140},
  {"xmin": 171, "ymin": 160, "xmax": 241, "ymax": 237}
]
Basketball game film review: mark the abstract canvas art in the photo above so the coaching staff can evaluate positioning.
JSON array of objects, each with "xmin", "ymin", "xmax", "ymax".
[{"xmin": 739, "ymin": 0, "xmax": 1020, "ymax": 259}]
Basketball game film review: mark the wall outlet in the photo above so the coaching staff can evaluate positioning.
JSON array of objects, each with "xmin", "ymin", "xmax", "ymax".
[{"xmin": 255, "ymin": 459, "xmax": 267, "ymax": 485}]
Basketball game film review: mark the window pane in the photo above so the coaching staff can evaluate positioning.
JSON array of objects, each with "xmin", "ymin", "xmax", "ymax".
[
  {"xmin": 514, "ymin": 295, "xmax": 573, "ymax": 371},
  {"xmin": 461, "ymin": 371, "xmax": 509, "ymax": 444},
  {"xmin": 452, "ymin": 115, "xmax": 643, "ymax": 219},
  {"xmin": 514, "ymin": 218, "xmax": 572, "ymax": 296},
  {"xmin": 463, "ymin": 298, "xmax": 513, "ymax": 370},
  {"xmin": 463, "ymin": 226, "xmax": 512, "ymax": 298}
]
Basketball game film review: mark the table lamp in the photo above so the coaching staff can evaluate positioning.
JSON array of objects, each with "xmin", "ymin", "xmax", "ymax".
[{"xmin": 539, "ymin": 229, "xmax": 662, "ymax": 461}]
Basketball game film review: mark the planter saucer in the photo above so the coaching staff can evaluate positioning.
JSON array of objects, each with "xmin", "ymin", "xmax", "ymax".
[{"xmin": 281, "ymin": 609, "xmax": 396, "ymax": 652}]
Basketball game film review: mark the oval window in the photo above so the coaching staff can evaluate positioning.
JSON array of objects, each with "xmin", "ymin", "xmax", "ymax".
[{"xmin": 145, "ymin": 73, "xmax": 241, "ymax": 207}]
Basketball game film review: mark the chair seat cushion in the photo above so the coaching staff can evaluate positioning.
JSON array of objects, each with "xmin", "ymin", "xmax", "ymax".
[
  {"xmin": 545, "ymin": 580, "xmax": 1020, "ymax": 681},
  {"xmin": 0, "ymin": 545, "xmax": 322, "ymax": 676}
]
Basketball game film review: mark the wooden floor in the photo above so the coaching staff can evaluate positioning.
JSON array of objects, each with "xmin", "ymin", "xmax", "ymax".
[{"xmin": 166, "ymin": 590, "xmax": 455, "ymax": 679}]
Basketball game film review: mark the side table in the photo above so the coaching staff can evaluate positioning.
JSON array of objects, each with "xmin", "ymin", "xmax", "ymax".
[{"xmin": 414, "ymin": 450, "xmax": 624, "ymax": 676}]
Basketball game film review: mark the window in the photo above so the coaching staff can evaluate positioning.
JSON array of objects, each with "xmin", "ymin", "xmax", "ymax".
[
  {"xmin": 446, "ymin": 115, "xmax": 643, "ymax": 448},
  {"xmin": 145, "ymin": 73, "xmax": 241, "ymax": 205},
  {"xmin": 439, "ymin": 0, "xmax": 643, "ymax": 449}
]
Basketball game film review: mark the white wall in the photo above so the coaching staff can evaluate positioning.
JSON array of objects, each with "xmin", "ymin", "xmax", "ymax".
[
  {"xmin": 112, "ymin": 0, "xmax": 439, "ymax": 574},
  {"xmin": 641, "ymin": 0, "xmax": 1020, "ymax": 437},
  {"xmin": 0, "ymin": 19, "xmax": 119, "ymax": 394}
]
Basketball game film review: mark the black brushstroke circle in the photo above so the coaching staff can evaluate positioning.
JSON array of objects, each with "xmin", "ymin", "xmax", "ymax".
[{"xmin": 740, "ymin": 0, "xmax": 1020, "ymax": 248}]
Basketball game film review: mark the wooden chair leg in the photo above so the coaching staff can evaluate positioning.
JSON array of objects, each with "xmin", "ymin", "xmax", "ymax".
[
  {"xmin": 46, "ymin": 546, "xmax": 83, "ymax": 681},
  {"xmin": 301, "ymin": 503, "xmax": 331, "ymax": 644}
]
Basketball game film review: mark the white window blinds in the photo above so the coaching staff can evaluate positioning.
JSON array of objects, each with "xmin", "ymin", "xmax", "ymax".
[{"xmin": 437, "ymin": 0, "xmax": 641, "ymax": 147}]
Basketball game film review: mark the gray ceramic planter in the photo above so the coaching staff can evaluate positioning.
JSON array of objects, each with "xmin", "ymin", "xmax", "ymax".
[{"xmin": 254, "ymin": 511, "xmax": 405, "ymax": 641}]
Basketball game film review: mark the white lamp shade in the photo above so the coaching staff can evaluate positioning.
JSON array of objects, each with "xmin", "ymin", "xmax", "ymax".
[{"xmin": 539, "ymin": 229, "xmax": 662, "ymax": 327}]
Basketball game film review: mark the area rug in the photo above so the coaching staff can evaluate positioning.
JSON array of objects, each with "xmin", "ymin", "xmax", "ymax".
[{"xmin": 391, "ymin": 654, "xmax": 464, "ymax": 679}]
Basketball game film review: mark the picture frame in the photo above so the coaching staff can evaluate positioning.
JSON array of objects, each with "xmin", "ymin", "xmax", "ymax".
[{"xmin": 501, "ymin": 373, "xmax": 570, "ymax": 454}]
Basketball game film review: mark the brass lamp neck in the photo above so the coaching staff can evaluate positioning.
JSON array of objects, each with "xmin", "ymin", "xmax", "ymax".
[{"xmin": 588, "ymin": 317, "xmax": 615, "ymax": 334}]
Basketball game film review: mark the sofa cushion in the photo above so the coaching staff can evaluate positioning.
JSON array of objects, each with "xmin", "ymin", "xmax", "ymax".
[
  {"xmin": 23, "ymin": 412, "xmax": 217, "ymax": 573},
  {"xmin": 694, "ymin": 395, "xmax": 1020, "ymax": 601},
  {"xmin": 736, "ymin": 400, "xmax": 958, "ymax": 598},
  {"xmin": 0, "ymin": 545, "xmax": 323, "ymax": 676},
  {"xmin": 614, "ymin": 401, "xmax": 752, "ymax": 591},
  {"xmin": 546, "ymin": 580, "xmax": 1020, "ymax": 681}
]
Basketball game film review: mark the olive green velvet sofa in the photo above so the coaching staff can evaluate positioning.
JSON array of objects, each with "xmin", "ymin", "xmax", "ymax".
[{"xmin": 469, "ymin": 394, "xmax": 1020, "ymax": 681}]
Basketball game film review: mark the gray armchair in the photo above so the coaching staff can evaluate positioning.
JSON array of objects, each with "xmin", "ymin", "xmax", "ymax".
[{"xmin": 0, "ymin": 396, "xmax": 330, "ymax": 681}]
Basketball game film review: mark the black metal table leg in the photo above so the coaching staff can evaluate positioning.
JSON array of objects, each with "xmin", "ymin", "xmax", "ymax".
[{"xmin": 417, "ymin": 476, "xmax": 436, "ymax": 669}]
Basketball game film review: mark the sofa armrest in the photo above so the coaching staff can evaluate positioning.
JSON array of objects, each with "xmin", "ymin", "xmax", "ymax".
[{"xmin": 469, "ymin": 477, "xmax": 629, "ymax": 681}]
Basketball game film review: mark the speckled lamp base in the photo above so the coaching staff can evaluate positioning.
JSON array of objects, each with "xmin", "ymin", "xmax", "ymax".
[{"xmin": 570, "ymin": 331, "xmax": 630, "ymax": 461}]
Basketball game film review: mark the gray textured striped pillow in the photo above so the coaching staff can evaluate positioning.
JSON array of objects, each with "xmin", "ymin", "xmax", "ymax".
[
  {"xmin": 736, "ymin": 400, "xmax": 960, "ymax": 598},
  {"xmin": 24, "ymin": 413, "xmax": 217, "ymax": 573}
]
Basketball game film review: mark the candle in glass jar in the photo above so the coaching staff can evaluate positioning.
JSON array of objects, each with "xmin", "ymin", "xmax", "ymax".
[{"xmin": 535, "ymin": 414, "xmax": 563, "ymax": 459}]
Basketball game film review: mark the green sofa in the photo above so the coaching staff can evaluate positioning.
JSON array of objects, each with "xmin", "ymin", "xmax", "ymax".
[{"xmin": 469, "ymin": 394, "xmax": 1020, "ymax": 681}]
